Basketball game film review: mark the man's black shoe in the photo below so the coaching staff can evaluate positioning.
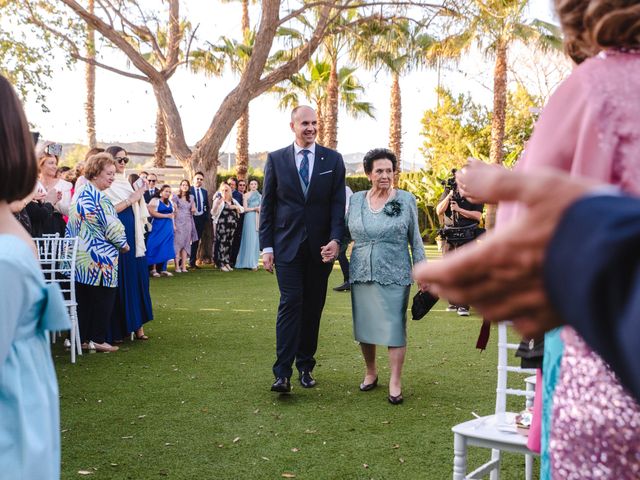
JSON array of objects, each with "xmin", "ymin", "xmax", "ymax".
[
  {"xmin": 271, "ymin": 377, "xmax": 291, "ymax": 393},
  {"xmin": 333, "ymin": 281, "xmax": 350, "ymax": 292},
  {"xmin": 299, "ymin": 370, "xmax": 316, "ymax": 388}
]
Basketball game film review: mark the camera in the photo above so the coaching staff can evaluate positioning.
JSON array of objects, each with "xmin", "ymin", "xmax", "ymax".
[{"xmin": 440, "ymin": 168, "xmax": 462, "ymax": 202}]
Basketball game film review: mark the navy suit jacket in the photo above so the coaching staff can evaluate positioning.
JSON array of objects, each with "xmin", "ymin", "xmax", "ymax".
[
  {"xmin": 143, "ymin": 189, "xmax": 157, "ymax": 203},
  {"xmin": 544, "ymin": 194, "xmax": 640, "ymax": 401},
  {"xmin": 189, "ymin": 186, "xmax": 209, "ymax": 216},
  {"xmin": 259, "ymin": 143, "xmax": 346, "ymax": 263}
]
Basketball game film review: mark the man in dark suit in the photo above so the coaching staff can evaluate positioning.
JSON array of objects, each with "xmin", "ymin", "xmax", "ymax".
[
  {"xmin": 189, "ymin": 171, "xmax": 209, "ymax": 269},
  {"xmin": 228, "ymin": 177, "xmax": 245, "ymax": 267},
  {"xmin": 260, "ymin": 105, "xmax": 346, "ymax": 393},
  {"xmin": 143, "ymin": 173, "xmax": 158, "ymax": 203}
]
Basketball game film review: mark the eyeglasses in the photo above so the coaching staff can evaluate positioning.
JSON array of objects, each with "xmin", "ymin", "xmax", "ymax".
[
  {"xmin": 116, "ymin": 157, "xmax": 129, "ymax": 164},
  {"xmin": 148, "ymin": 179, "xmax": 157, "ymax": 183}
]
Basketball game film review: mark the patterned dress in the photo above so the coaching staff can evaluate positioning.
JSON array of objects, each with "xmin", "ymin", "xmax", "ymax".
[
  {"xmin": 172, "ymin": 194, "xmax": 198, "ymax": 254},
  {"xmin": 214, "ymin": 202, "xmax": 239, "ymax": 267}
]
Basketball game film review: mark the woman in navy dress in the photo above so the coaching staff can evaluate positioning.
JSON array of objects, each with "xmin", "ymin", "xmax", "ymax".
[
  {"xmin": 147, "ymin": 184, "xmax": 176, "ymax": 276},
  {"xmin": 104, "ymin": 146, "xmax": 153, "ymax": 341}
]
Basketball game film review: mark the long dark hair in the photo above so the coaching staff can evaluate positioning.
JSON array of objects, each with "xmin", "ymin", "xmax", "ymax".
[
  {"xmin": 105, "ymin": 145, "xmax": 125, "ymax": 158},
  {"xmin": 158, "ymin": 184, "xmax": 171, "ymax": 205},
  {"xmin": 178, "ymin": 179, "xmax": 191, "ymax": 202}
]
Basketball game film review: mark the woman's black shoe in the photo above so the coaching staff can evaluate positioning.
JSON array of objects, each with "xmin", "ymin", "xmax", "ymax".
[
  {"xmin": 359, "ymin": 376, "xmax": 378, "ymax": 392},
  {"xmin": 387, "ymin": 393, "xmax": 403, "ymax": 405}
]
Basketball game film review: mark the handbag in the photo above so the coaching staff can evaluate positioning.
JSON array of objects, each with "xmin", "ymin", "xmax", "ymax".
[{"xmin": 411, "ymin": 290, "xmax": 439, "ymax": 320}]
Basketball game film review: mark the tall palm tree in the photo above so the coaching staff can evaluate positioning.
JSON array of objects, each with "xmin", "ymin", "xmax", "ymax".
[
  {"xmin": 351, "ymin": 19, "xmax": 434, "ymax": 171},
  {"xmin": 271, "ymin": 57, "xmax": 375, "ymax": 147},
  {"xmin": 85, "ymin": 0, "xmax": 96, "ymax": 148},
  {"xmin": 428, "ymin": 0, "xmax": 561, "ymax": 226}
]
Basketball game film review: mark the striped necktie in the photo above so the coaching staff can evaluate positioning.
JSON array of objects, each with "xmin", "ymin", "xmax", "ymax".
[{"xmin": 299, "ymin": 149, "xmax": 310, "ymax": 187}]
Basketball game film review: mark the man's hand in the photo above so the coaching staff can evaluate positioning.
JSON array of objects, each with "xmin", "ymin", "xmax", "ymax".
[
  {"xmin": 414, "ymin": 167, "xmax": 600, "ymax": 338},
  {"xmin": 263, "ymin": 252, "xmax": 274, "ymax": 273},
  {"xmin": 320, "ymin": 240, "xmax": 339, "ymax": 263}
]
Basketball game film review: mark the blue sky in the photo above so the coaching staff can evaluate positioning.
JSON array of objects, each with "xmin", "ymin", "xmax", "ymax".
[{"xmin": 22, "ymin": 0, "xmax": 557, "ymax": 168}]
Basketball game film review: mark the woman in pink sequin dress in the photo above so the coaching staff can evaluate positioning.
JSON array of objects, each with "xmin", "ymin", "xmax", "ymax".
[{"xmin": 495, "ymin": 0, "xmax": 640, "ymax": 477}]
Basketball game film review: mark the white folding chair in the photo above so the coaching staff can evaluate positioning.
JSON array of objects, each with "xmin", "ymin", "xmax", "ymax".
[
  {"xmin": 34, "ymin": 235, "xmax": 81, "ymax": 363},
  {"xmin": 452, "ymin": 322, "xmax": 537, "ymax": 479}
]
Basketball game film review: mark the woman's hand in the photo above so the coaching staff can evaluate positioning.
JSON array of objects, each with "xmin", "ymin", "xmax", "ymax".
[
  {"xmin": 120, "ymin": 244, "xmax": 130, "ymax": 253},
  {"xmin": 456, "ymin": 160, "xmax": 510, "ymax": 204}
]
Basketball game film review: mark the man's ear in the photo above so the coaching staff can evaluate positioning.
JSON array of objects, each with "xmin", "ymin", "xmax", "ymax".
[{"xmin": 290, "ymin": 122, "xmax": 295, "ymax": 133}]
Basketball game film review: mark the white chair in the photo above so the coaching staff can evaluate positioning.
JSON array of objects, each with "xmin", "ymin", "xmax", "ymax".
[
  {"xmin": 452, "ymin": 322, "xmax": 537, "ymax": 479},
  {"xmin": 34, "ymin": 235, "xmax": 81, "ymax": 363}
]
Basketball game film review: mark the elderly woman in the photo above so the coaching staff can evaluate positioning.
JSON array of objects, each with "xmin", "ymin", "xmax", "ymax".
[
  {"xmin": 66, "ymin": 153, "xmax": 129, "ymax": 353},
  {"xmin": 211, "ymin": 182, "xmax": 243, "ymax": 272},
  {"xmin": 103, "ymin": 145, "xmax": 153, "ymax": 341},
  {"xmin": 36, "ymin": 141, "xmax": 73, "ymax": 236},
  {"xmin": 0, "ymin": 74, "xmax": 70, "ymax": 479},
  {"xmin": 345, "ymin": 148, "xmax": 425, "ymax": 405}
]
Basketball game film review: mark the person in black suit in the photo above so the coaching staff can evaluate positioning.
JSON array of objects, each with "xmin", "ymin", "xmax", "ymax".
[
  {"xmin": 189, "ymin": 171, "xmax": 209, "ymax": 268},
  {"xmin": 228, "ymin": 177, "xmax": 245, "ymax": 267},
  {"xmin": 143, "ymin": 173, "xmax": 158, "ymax": 203},
  {"xmin": 260, "ymin": 105, "xmax": 346, "ymax": 393}
]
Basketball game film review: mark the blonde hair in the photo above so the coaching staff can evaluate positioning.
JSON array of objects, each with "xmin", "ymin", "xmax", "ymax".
[
  {"xmin": 556, "ymin": 0, "xmax": 640, "ymax": 62},
  {"xmin": 36, "ymin": 141, "xmax": 59, "ymax": 170}
]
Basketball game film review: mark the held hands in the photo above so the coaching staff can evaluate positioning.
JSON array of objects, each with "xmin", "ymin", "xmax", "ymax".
[
  {"xmin": 320, "ymin": 240, "xmax": 339, "ymax": 263},
  {"xmin": 263, "ymin": 252, "xmax": 274, "ymax": 273}
]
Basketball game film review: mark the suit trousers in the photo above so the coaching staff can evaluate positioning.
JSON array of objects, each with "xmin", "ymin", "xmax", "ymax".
[
  {"xmin": 273, "ymin": 239, "xmax": 333, "ymax": 379},
  {"xmin": 190, "ymin": 213, "xmax": 207, "ymax": 266},
  {"xmin": 77, "ymin": 283, "xmax": 117, "ymax": 344}
]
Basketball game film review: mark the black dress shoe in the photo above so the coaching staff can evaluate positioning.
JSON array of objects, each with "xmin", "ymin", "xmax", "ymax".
[
  {"xmin": 271, "ymin": 377, "xmax": 291, "ymax": 393},
  {"xmin": 359, "ymin": 376, "xmax": 378, "ymax": 392},
  {"xmin": 388, "ymin": 392, "xmax": 404, "ymax": 405},
  {"xmin": 299, "ymin": 370, "xmax": 316, "ymax": 388},
  {"xmin": 333, "ymin": 281, "xmax": 351, "ymax": 292}
]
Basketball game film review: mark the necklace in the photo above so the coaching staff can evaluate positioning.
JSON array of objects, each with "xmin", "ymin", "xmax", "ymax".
[{"xmin": 367, "ymin": 188, "xmax": 394, "ymax": 214}]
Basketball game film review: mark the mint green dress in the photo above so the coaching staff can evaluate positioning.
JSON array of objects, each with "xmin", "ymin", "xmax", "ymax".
[
  {"xmin": 0, "ymin": 234, "xmax": 70, "ymax": 479},
  {"xmin": 346, "ymin": 190, "xmax": 426, "ymax": 346}
]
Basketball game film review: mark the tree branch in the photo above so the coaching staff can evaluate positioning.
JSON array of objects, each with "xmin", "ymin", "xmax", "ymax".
[{"xmin": 165, "ymin": 0, "xmax": 182, "ymax": 69}]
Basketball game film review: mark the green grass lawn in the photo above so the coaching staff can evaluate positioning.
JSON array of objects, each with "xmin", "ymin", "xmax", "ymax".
[{"xmin": 54, "ymin": 246, "xmax": 537, "ymax": 479}]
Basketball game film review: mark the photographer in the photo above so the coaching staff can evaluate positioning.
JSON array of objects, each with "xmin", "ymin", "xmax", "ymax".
[{"xmin": 436, "ymin": 169, "xmax": 484, "ymax": 316}]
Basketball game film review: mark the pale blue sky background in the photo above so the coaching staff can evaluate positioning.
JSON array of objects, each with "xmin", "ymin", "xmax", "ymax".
[{"xmin": 22, "ymin": 0, "xmax": 557, "ymax": 168}]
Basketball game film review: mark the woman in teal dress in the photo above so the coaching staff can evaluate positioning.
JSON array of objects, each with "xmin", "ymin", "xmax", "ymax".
[
  {"xmin": 0, "ymin": 74, "xmax": 70, "ymax": 478},
  {"xmin": 345, "ymin": 148, "xmax": 426, "ymax": 405},
  {"xmin": 235, "ymin": 179, "xmax": 262, "ymax": 270}
]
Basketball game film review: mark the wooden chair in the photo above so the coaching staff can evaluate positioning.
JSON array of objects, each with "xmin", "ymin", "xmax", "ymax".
[
  {"xmin": 34, "ymin": 235, "xmax": 81, "ymax": 363},
  {"xmin": 452, "ymin": 322, "xmax": 537, "ymax": 479}
]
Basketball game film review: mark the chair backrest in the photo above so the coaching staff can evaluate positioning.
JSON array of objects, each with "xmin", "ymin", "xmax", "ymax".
[
  {"xmin": 495, "ymin": 322, "xmax": 536, "ymax": 424},
  {"xmin": 33, "ymin": 235, "xmax": 79, "ymax": 305}
]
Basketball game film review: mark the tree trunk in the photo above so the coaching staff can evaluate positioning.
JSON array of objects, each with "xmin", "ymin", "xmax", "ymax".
[
  {"xmin": 84, "ymin": 0, "xmax": 96, "ymax": 148},
  {"xmin": 241, "ymin": 0, "xmax": 250, "ymax": 33},
  {"xmin": 389, "ymin": 72, "xmax": 402, "ymax": 182},
  {"xmin": 486, "ymin": 41, "xmax": 508, "ymax": 229},
  {"xmin": 316, "ymin": 99, "xmax": 325, "ymax": 146},
  {"xmin": 235, "ymin": 107, "xmax": 249, "ymax": 180},
  {"xmin": 324, "ymin": 55, "xmax": 339, "ymax": 149},
  {"xmin": 154, "ymin": 108, "xmax": 167, "ymax": 168}
]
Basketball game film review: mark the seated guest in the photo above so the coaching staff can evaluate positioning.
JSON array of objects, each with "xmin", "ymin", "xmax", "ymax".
[
  {"xmin": 211, "ymin": 182, "xmax": 243, "ymax": 272},
  {"xmin": 35, "ymin": 141, "xmax": 73, "ymax": 235},
  {"xmin": 147, "ymin": 184, "xmax": 176, "ymax": 276},
  {"xmin": 66, "ymin": 153, "xmax": 129, "ymax": 353},
  {"xmin": 345, "ymin": 148, "xmax": 426, "ymax": 405},
  {"xmin": 104, "ymin": 146, "xmax": 153, "ymax": 342},
  {"xmin": 172, "ymin": 180, "xmax": 198, "ymax": 273},
  {"xmin": 235, "ymin": 179, "xmax": 261, "ymax": 270},
  {"xmin": 0, "ymin": 73, "xmax": 70, "ymax": 479}
]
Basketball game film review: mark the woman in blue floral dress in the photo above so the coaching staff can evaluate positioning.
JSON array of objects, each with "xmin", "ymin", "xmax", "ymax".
[
  {"xmin": 66, "ymin": 153, "xmax": 128, "ymax": 353},
  {"xmin": 345, "ymin": 148, "xmax": 425, "ymax": 405}
]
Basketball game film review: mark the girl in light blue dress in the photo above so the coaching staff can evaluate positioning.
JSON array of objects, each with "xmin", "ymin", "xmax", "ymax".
[
  {"xmin": 0, "ymin": 74, "xmax": 70, "ymax": 479},
  {"xmin": 235, "ymin": 180, "xmax": 262, "ymax": 270}
]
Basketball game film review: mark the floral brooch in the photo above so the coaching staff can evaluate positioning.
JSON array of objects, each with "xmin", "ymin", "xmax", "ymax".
[{"xmin": 383, "ymin": 199, "xmax": 402, "ymax": 217}]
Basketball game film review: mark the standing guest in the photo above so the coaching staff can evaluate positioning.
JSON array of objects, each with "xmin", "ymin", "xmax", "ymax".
[
  {"xmin": 235, "ymin": 179, "xmax": 262, "ymax": 270},
  {"xmin": 73, "ymin": 147, "xmax": 104, "ymax": 201},
  {"xmin": 139, "ymin": 171, "xmax": 149, "ymax": 180},
  {"xmin": 104, "ymin": 146, "xmax": 153, "ymax": 342},
  {"xmin": 345, "ymin": 149, "xmax": 425, "ymax": 404},
  {"xmin": 36, "ymin": 141, "xmax": 73, "ymax": 236},
  {"xmin": 144, "ymin": 173, "xmax": 159, "ymax": 202},
  {"xmin": 333, "ymin": 184, "xmax": 353, "ymax": 292},
  {"xmin": 260, "ymin": 105, "xmax": 345, "ymax": 393},
  {"xmin": 147, "ymin": 184, "xmax": 175, "ymax": 277},
  {"xmin": 0, "ymin": 73, "xmax": 70, "ymax": 480},
  {"xmin": 211, "ymin": 183, "xmax": 243, "ymax": 272},
  {"xmin": 172, "ymin": 179, "xmax": 198, "ymax": 273},
  {"xmin": 66, "ymin": 153, "xmax": 129, "ymax": 353},
  {"xmin": 228, "ymin": 177, "xmax": 245, "ymax": 267},
  {"xmin": 189, "ymin": 171, "xmax": 209, "ymax": 268}
]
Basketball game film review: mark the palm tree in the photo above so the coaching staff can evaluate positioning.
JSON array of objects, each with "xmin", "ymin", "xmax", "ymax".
[
  {"xmin": 271, "ymin": 57, "xmax": 375, "ymax": 147},
  {"xmin": 85, "ymin": 0, "xmax": 96, "ymax": 148},
  {"xmin": 351, "ymin": 19, "xmax": 434, "ymax": 171},
  {"xmin": 428, "ymin": 1, "xmax": 561, "ymax": 226}
]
